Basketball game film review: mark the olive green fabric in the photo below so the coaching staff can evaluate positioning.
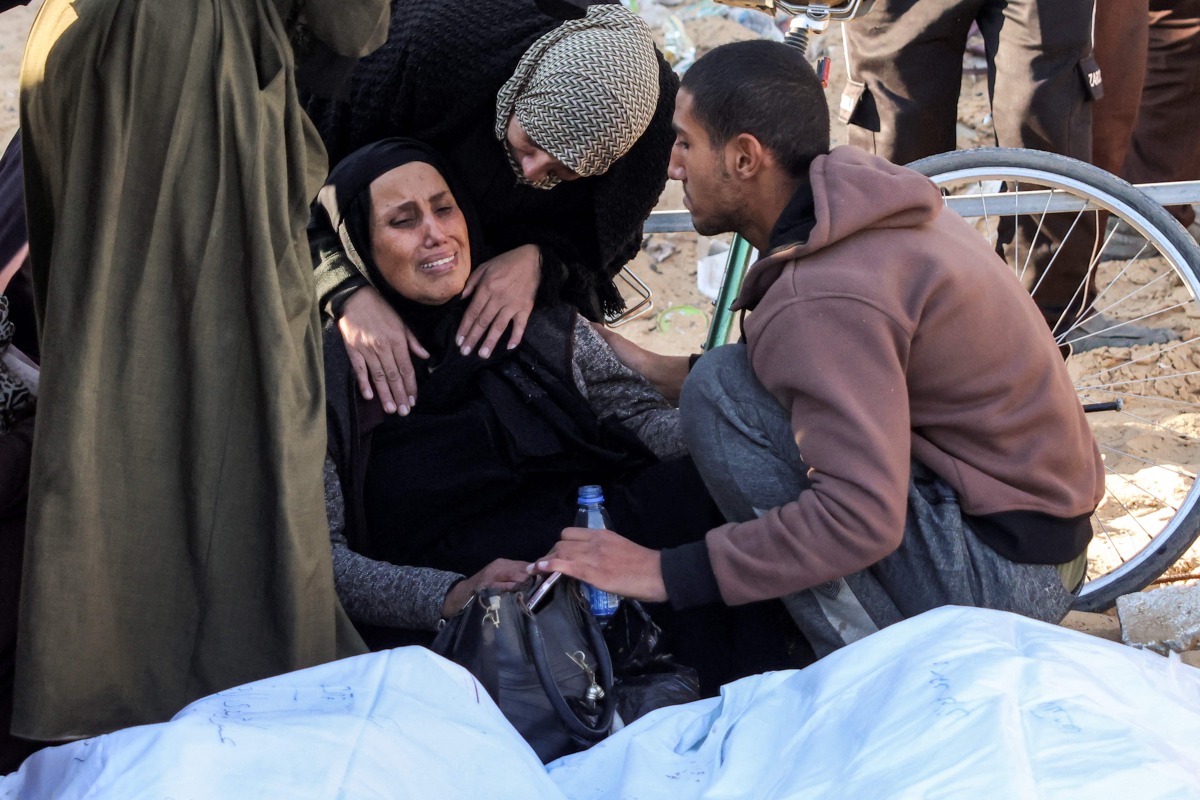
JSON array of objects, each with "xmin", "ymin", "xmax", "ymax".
[{"xmin": 15, "ymin": 0, "xmax": 386, "ymax": 740}]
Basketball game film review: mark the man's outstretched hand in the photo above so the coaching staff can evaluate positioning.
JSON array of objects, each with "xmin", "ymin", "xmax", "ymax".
[
  {"xmin": 529, "ymin": 527, "xmax": 668, "ymax": 603},
  {"xmin": 442, "ymin": 558, "xmax": 532, "ymax": 619},
  {"xmin": 591, "ymin": 322, "xmax": 691, "ymax": 404}
]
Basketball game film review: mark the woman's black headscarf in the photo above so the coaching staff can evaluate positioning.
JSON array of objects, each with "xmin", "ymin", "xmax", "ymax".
[
  {"xmin": 316, "ymin": 138, "xmax": 656, "ymax": 566},
  {"xmin": 315, "ymin": 137, "xmax": 489, "ymax": 353}
]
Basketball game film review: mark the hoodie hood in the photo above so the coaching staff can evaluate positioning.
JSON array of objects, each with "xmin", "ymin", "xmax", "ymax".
[{"xmin": 734, "ymin": 146, "xmax": 943, "ymax": 311}]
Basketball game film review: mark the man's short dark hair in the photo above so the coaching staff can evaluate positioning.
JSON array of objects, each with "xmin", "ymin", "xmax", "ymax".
[{"xmin": 680, "ymin": 40, "xmax": 830, "ymax": 178}]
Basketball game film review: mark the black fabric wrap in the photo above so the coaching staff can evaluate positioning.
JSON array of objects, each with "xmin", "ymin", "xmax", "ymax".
[
  {"xmin": 316, "ymin": 140, "xmax": 659, "ymax": 570},
  {"xmin": 0, "ymin": 133, "xmax": 24, "ymax": 269},
  {"xmin": 361, "ymin": 299, "xmax": 659, "ymax": 572},
  {"xmin": 0, "ymin": 133, "xmax": 35, "ymax": 361}
]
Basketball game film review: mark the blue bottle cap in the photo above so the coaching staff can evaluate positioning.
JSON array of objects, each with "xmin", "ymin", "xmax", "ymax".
[{"xmin": 577, "ymin": 484, "xmax": 604, "ymax": 504}]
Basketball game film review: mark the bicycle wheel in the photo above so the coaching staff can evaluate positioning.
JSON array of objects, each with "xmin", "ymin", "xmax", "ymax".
[{"xmin": 908, "ymin": 147, "xmax": 1200, "ymax": 611}]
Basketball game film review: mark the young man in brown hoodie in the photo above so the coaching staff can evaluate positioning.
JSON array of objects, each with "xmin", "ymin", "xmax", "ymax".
[{"xmin": 533, "ymin": 40, "xmax": 1105, "ymax": 657}]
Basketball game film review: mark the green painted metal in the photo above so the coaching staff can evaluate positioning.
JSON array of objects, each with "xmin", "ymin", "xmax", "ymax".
[{"xmin": 704, "ymin": 234, "xmax": 755, "ymax": 351}]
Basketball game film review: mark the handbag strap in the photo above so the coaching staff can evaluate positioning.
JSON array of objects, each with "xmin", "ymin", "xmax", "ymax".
[
  {"xmin": 525, "ymin": 593, "xmax": 615, "ymax": 741},
  {"xmin": 476, "ymin": 607, "xmax": 501, "ymax": 701}
]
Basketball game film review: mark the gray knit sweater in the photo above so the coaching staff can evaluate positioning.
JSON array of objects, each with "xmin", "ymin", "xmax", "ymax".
[{"xmin": 325, "ymin": 315, "xmax": 682, "ymax": 631}]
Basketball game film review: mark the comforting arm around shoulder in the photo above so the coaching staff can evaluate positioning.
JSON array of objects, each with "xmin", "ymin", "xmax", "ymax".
[
  {"xmin": 309, "ymin": 213, "xmax": 370, "ymax": 317},
  {"xmin": 324, "ymin": 457, "xmax": 463, "ymax": 630},
  {"xmin": 571, "ymin": 316, "xmax": 685, "ymax": 460}
]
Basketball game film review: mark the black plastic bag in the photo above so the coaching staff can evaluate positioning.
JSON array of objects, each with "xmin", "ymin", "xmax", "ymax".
[{"xmin": 604, "ymin": 600, "xmax": 700, "ymax": 724}]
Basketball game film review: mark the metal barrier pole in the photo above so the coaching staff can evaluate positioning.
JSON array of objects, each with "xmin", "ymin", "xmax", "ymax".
[{"xmin": 704, "ymin": 235, "xmax": 756, "ymax": 351}]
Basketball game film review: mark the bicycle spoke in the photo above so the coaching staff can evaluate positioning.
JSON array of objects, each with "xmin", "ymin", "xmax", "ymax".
[
  {"xmin": 1013, "ymin": 180, "xmax": 1021, "ymax": 264},
  {"xmin": 1097, "ymin": 214, "xmax": 1123, "ymax": 255},
  {"xmin": 1018, "ymin": 185, "xmax": 1058, "ymax": 287},
  {"xmin": 1087, "ymin": 516, "xmax": 1122, "ymax": 579},
  {"xmin": 1100, "ymin": 461, "xmax": 1183, "ymax": 520},
  {"xmin": 1083, "ymin": 254, "xmax": 1150, "ymax": 313},
  {"xmin": 1077, "ymin": 269, "xmax": 1182, "ymax": 327},
  {"xmin": 1060, "ymin": 215, "xmax": 1142, "ymax": 326},
  {"xmin": 1097, "ymin": 442, "xmax": 1198, "ymax": 484},
  {"xmin": 1072, "ymin": 332, "xmax": 1200, "ymax": 385},
  {"xmin": 1106, "ymin": 406, "xmax": 1200, "ymax": 440},
  {"xmin": 978, "ymin": 181, "xmax": 991, "ymax": 241},
  {"xmin": 1075, "ymin": 373, "xmax": 1200, "ymax": 396},
  {"xmin": 1093, "ymin": 493, "xmax": 1135, "ymax": 563},
  {"xmin": 1062, "ymin": 305, "xmax": 1193, "ymax": 349},
  {"xmin": 1099, "ymin": 229, "xmax": 1154, "ymax": 262},
  {"xmin": 1027, "ymin": 192, "xmax": 1088, "ymax": 297},
  {"xmin": 1098, "ymin": 474, "xmax": 1163, "ymax": 550}
]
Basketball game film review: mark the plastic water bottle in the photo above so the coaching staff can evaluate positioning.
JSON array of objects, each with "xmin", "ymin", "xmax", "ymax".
[{"xmin": 574, "ymin": 485, "xmax": 622, "ymax": 621}]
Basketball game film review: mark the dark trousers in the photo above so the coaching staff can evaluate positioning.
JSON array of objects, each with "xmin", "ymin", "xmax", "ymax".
[
  {"xmin": 1093, "ymin": 0, "xmax": 1200, "ymax": 242},
  {"xmin": 680, "ymin": 345, "xmax": 1074, "ymax": 659},
  {"xmin": 1092, "ymin": 0, "xmax": 1150, "ymax": 179},
  {"xmin": 843, "ymin": 0, "xmax": 1094, "ymax": 162},
  {"xmin": 843, "ymin": 0, "xmax": 1097, "ymax": 320}
]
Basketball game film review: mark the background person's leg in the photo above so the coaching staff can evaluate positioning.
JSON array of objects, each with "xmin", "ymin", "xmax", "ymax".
[
  {"xmin": 1091, "ymin": 0, "xmax": 1150, "ymax": 178},
  {"xmin": 1087, "ymin": 1, "xmax": 1150, "ymax": 279},
  {"xmin": 986, "ymin": 0, "xmax": 1100, "ymax": 332},
  {"xmin": 1123, "ymin": 0, "xmax": 1200, "ymax": 230},
  {"xmin": 986, "ymin": 0, "xmax": 1094, "ymax": 160},
  {"xmin": 841, "ymin": 0, "xmax": 976, "ymax": 164}
]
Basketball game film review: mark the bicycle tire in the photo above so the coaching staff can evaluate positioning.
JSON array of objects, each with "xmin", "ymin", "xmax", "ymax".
[{"xmin": 908, "ymin": 147, "xmax": 1200, "ymax": 611}]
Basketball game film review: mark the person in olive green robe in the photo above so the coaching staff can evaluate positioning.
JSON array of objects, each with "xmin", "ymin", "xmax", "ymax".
[{"xmin": 15, "ymin": 0, "xmax": 388, "ymax": 741}]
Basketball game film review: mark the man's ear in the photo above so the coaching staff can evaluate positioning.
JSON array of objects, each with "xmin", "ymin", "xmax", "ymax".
[{"xmin": 728, "ymin": 133, "xmax": 770, "ymax": 179}]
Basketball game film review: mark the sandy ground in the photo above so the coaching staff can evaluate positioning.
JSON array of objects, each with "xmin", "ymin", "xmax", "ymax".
[
  {"xmin": 0, "ymin": 3, "xmax": 32, "ymax": 146},
  {"xmin": 2, "ymin": 2, "xmax": 1197, "ymax": 594}
]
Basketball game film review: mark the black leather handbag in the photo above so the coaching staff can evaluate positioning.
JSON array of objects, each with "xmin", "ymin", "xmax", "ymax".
[{"xmin": 430, "ymin": 575, "xmax": 615, "ymax": 763}]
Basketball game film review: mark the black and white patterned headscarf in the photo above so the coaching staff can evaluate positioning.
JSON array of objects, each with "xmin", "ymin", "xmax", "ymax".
[
  {"xmin": 494, "ymin": 4, "xmax": 659, "ymax": 189},
  {"xmin": 0, "ymin": 295, "xmax": 33, "ymax": 433}
]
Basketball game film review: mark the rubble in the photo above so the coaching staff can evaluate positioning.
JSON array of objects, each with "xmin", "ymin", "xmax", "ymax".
[{"xmin": 1116, "ymin": 584, "xmax": 1200, "ymax": 655}]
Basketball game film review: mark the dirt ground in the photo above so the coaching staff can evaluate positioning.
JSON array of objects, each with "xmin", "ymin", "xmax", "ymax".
[
  {"xmin": 0, "ymin": 3, "xmax": 30, "ymax": 146},
  {"xmin": 2, "ymin": 2, "xmax": 1197, "ymax": 595}
]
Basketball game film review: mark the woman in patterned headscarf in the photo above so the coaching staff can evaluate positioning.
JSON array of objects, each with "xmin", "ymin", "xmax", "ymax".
[{"xmin": 306, "ymin": 0, "xmax": 677, "ymax": 419}]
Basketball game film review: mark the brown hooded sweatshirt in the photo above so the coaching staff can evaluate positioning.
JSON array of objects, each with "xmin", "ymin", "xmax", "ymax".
[{"xmin": 689, "ymin": 147, "xmax": 1103, "ymax": 607}]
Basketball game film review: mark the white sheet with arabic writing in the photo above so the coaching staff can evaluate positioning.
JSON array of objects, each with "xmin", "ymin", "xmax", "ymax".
[{"xmin": 5, "ymin": 606, "xmax": 1200, "ymax": 799}]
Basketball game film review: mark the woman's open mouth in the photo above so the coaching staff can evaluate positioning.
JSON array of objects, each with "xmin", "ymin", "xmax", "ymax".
[{"xmin": 421, "ymin": 254, "xmax": 456, "ymax": 270}]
